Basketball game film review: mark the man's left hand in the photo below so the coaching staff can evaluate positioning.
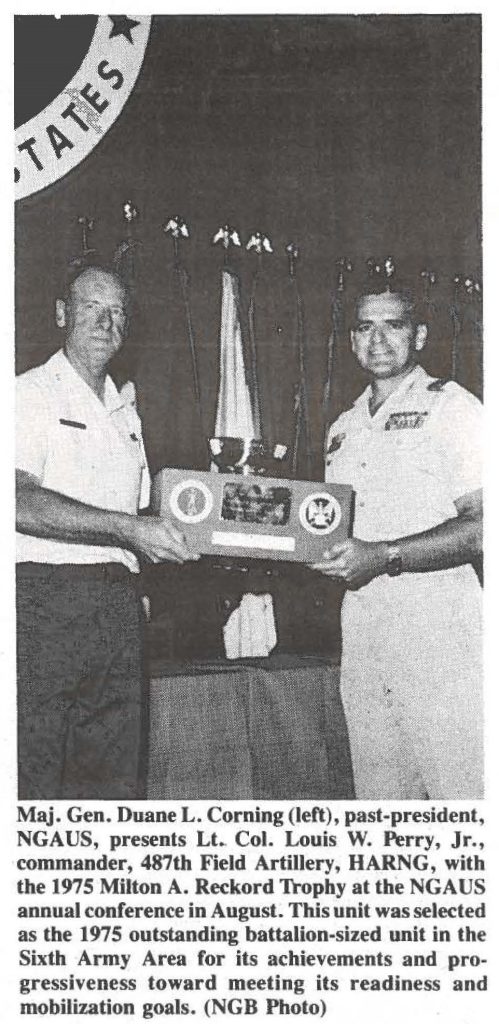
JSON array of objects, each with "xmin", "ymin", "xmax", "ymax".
[{"xmin": 312, "ymin": 538, "xmax": 388, "ymax": 589}]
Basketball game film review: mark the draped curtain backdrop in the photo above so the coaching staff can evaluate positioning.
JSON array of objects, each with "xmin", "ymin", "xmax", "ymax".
[{"xmin": 15, "ymin": 15, "xmax": 481, "ymax": 660}]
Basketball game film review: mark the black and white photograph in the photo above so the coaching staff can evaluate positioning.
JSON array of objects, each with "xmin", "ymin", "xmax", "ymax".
[
  {"xmin": 6, "ymin": 8, "xmax": 497, "ymax": 1022},
  {"xmin": 14, "ymin": 12, "xmax": 483, "ymax": 804}
]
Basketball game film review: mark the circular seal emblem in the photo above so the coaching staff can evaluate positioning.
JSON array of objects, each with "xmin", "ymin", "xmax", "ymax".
[
  {"xmin": 299, "ymin": 491, "xmax": 342, "ymax": 536},
  {"xmin": 169, "ymin": 479, "xmax": 214, "ymax": 525},
  {"xmin": 15, "ymin": 15, "xmax": 151, "ymax": 201}
]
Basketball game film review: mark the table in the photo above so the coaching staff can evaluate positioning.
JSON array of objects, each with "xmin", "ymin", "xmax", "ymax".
[{"xmin": 147, "ymin": 655, "xmax": 354, "ymax": 799}]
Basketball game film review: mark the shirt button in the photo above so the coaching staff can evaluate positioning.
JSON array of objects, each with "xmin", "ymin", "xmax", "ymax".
[
  {"xmin": 359, "ymin": 500, "xmax": 365, "ymax": 508},
  {"xmin": 360, "ymin": 461, "xmax": 367, "ymax": 469}
]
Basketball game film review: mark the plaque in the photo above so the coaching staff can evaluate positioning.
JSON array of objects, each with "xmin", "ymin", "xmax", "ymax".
[{"xmin": 152, "ymin": 467, "xmax": 354, "ymax": 562}]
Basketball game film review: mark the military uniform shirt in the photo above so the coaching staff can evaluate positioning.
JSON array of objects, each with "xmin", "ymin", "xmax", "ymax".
[
  {"xmin": 16, "ymin": 349, "xmax": 150, "ymax": 572},
  {"xmin": 325, "ymin": 363, "xmax": 481, "ymax": 543},
  {"xmin": 324, "ymin": 363, "xmax": 482, "ymax": 799}
]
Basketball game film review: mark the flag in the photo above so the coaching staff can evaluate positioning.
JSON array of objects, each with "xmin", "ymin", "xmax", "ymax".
[
  {"xmin": 215, "ymin": 269, "xmax": 260, "ymax": 438},
  {"xmin": 213, "ymin": 268, "xmax": 276, "ymax": 659}
]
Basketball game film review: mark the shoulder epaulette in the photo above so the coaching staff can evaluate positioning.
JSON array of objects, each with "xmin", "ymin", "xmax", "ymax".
[{"xmin": 427, "ymin": 378, "xmax": 450, "ymax": 392}]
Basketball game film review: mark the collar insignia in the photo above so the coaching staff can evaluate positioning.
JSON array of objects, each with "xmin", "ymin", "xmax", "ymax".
[
  {"xmin": 427, "ymin": 378, "xmax": 449, "ymax": 392},
  {"xmin": 327, "ymin": 431, "xmax": 346, "ymax": 456}
]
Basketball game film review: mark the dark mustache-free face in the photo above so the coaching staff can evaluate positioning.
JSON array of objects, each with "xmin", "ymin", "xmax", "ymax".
[{"xmin": 351, "ymin": 292, "xmax": 427, "ymax": 380}]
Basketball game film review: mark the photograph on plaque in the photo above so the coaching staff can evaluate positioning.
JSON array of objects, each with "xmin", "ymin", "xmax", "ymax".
[{"xmin": 221, "ymin": 483, "xmax": 292, "ymax": 527}]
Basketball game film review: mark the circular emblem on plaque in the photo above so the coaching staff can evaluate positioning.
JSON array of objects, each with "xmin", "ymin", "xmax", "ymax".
[
  {"xmin": 169, "ymin": 479, "xmax": 214, "ymax": 525},
  {"xmin": 299, "ymin": 491, "xmax": 342, "ymax": 535}
]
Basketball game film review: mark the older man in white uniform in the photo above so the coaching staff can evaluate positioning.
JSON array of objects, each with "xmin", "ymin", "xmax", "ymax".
[
  {"xmin": 315, "ymin": 284, "xmax": 482, "ymax": 800},
  {"xmin": 16, "ymin": 264, "xmax": 196, "ymax": 799}
]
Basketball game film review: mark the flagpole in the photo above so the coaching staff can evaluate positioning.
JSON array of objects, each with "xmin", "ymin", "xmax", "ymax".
[
  {"xmin": 67, "ymin": 214, "xmax": 96, "ymax": 274},
  {"xmin": 322, "ymin": 256, "xmax": 352, "ymax": 433},
  {"xmin": 246, "ymin": 231, "xmax": 274, "ymax": 440},
  {"xmin": 163, "ymin": 216, "xmax": 204, "ymax": 430},
  {"xmin": 286, "ymin": 242, "xmax": 312, "ymax": 479}
]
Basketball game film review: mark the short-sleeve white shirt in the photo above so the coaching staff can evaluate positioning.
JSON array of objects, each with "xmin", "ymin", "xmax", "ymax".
[
  {"xmin": 324, "ymin": 364, "xmax": 482, "ymax": 799},
  {"xmin": 325, "ymin": 364, "xmax": 482, "ymax": 542},
  {"xmin": 16, "ymin": 349, "xmax": 150, "ymax": 571}
]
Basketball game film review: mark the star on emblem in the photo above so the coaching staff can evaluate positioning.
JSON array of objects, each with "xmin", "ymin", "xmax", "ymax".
[{"xmin": 108, "ymin": 15, "xmax": 140, "ymax": 44}]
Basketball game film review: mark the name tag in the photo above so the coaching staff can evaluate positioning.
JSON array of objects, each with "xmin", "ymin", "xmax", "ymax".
[
  {"xmin": 385, "ymin": 411, "xmax": 428, "ymax": 431},
  {"xmin": 59, "ymin": 418, "xmax": 87, "ymax": 430}
]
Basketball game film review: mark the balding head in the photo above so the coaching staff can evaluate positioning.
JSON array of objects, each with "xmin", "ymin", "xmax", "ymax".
[{"xmin": 64, "ymin": 264, "xmax": 128, "ymax": 306}]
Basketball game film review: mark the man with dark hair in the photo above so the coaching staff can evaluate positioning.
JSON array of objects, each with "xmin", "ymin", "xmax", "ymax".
[
  {"xmin": 16, "ymin": 264, "xmax": 196, "ymax": 800},
  {"xmin": 314, "ymin": 283, "xmax": 482, "ymax": 799}
]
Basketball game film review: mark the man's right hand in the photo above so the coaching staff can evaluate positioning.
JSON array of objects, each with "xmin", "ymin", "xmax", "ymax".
[
  {"xmin": 128, "ymin": 515, "xmax": 198, "ymax": 564},
  {"xmin": 16, "ymin": 471, "xmax": 198, "ymax": 564}
]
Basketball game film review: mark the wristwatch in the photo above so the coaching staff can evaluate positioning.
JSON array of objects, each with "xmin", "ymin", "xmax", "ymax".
[{"xmin": 386, "ymin": 544, "xmax": 402, "ymax": 577}]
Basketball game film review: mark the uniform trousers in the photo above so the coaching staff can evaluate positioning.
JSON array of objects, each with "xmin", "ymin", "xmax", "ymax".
[
  {"xmin": 340, "ymin": 569, "xmax": 483, "ymax": 800},
  {"xmin": 17, "ymin": 563, "xmax": 147, "ymax": 800}
]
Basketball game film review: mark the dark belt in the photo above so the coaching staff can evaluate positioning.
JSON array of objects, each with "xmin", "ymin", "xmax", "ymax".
[{"xmin": 16, "ymin": 562, "xmax": 134, "ymax": 584}]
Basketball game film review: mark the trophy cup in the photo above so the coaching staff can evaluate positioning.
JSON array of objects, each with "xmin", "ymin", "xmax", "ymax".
[{"xmin": 208, "ymin": 436, "xmax": 290, "ymax": 477}]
